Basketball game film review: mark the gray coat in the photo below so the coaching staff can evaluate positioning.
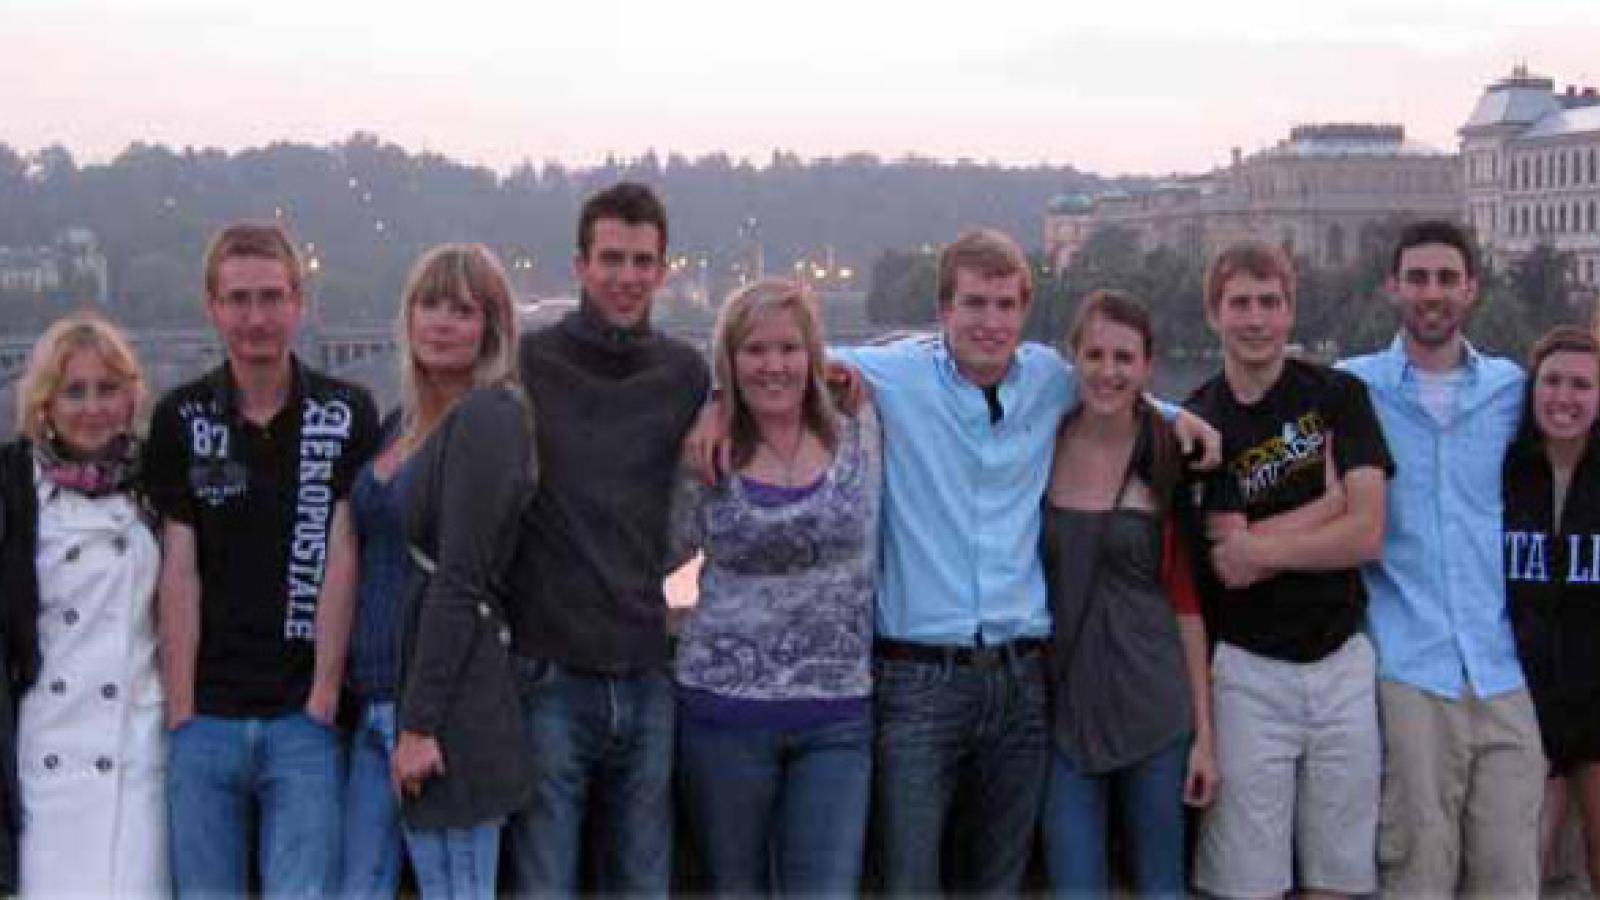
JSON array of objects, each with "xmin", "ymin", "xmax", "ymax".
[{"xmin": 398, "ymin": 386, "xmax": 537, "ymax": 829}]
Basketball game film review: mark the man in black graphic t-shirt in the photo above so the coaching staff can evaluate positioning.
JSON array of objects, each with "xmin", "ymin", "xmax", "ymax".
[
  {"xmin": 1184, "ymin": 241, "xmax": 1393, "ymax": 900},
  {"xmin": 1189, "ymin": 364, "xmax": 1391, "ymax": 660},
  {"xmin": 146, "ymin": 222, "xmax": 377, "ymax": 897}
]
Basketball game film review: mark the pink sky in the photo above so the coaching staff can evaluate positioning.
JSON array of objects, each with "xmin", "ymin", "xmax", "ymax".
[{"xmin": 2, "ymin": 0, "xmax": 1597, "ymax": 176}]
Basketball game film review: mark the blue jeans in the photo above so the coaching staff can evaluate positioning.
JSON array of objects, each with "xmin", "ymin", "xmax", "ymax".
[
  {"xmin": 339, "ymin": 700, "xmax": 502, "ymax": 899},
  {"xmin": 872, "ymin": 651, "xmax": 1050, "ymax": 896},
  {"xmin": 677, "ymin": 709, "xmax": 872, "ymax": 894},
  {"xmin": 1042, "ymin": 733, "xmax": 1190, "ymax": 899},
  {"xmin": 505, "ymin": 658, "xmax": 673, "ymax": 898},
  {"xmin": 166, "ymin": 710, "xmax": 343, "ymax": 898}
]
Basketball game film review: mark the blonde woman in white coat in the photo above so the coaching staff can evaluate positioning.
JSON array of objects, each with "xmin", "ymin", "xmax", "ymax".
[{"xmin": 0, "ymin": 312, "xmax": 167, "ymax": 897}]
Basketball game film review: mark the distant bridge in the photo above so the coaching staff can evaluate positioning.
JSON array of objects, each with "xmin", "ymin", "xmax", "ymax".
[
  {"xmin": 0, "ymin": 324, "xmax": 397, "ymax": 387},
  {"xmin": 0, "ymin": 286, "xmax": 911, "ymax": 421}
]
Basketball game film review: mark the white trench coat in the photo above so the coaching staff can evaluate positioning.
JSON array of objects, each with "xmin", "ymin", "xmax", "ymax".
[{"xmin": 18, "ymin": 475, "xmax": 167, "ymax": 897}]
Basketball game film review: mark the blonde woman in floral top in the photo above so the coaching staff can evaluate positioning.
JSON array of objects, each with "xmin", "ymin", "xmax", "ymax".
[{"xmin": 669, "ymin": 279, "xmax": 882, "ymax": 896}]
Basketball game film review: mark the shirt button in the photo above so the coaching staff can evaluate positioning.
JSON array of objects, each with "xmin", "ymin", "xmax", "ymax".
[
  {"xmin": 95, "ymin": 757, "xmax": 113, "ymax": 773},
  {"xmin": 63, "ymin": 609, "xmax": 79, "ymax": 626},
  {"xmin": 112, "ymin": 535, "xmax": 129, "ymax": 554},
  {"xmin": 65, "ymin": 545, "xmax": 81, "ymax": 563},
  {"xmin": 43, "ymin": 754, "xmax": 58, "ymax": 769},
  {"xmin": 49, "ymin": 678, "xmax": 66, "ymax": 695},
  {"xmin": 101, "ymin": 684, "xmax": 118, "ymax": 700}
]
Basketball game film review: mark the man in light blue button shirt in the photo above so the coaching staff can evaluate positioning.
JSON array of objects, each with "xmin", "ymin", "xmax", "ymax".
[
  {"xmin": 829, "ymin": 229, "xmax": 1214, "ymax": 894},
  {"xmin": 1338, "ymin": 220, "xmax": 1544, "ymax": 897}
]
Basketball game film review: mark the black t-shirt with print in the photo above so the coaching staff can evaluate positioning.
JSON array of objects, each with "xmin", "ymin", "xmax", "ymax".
[
  {"xmin": 1185, "ymin": 359, "xmax": 1394, "ymax": 663},
  {"xmin": 146, "ymin": 360, "xmax": 378, "ymax": 718}
]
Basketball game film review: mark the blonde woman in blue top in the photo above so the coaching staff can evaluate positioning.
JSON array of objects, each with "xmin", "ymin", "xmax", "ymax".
[{"xmin": 341, "ymin": 244, "xmax": 531, "ymax": 899}]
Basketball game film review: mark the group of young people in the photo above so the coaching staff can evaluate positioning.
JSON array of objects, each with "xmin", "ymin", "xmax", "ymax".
[{"xmin": 0, "ymin": 177, "xmax": 1593, "ymax": 900}]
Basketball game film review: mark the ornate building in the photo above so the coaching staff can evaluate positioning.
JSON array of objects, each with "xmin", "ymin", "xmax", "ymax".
[
  {"xmin": 0, "ymin": 228, "xmax": 109, "ymax": 304},
  {"xmin": 1046, "ymin": 124, "xmax": 1461, "ymax": 270},
  {"xmin": 1460, "ymin": 66, "xmax": 1600, "ymax": 286}
]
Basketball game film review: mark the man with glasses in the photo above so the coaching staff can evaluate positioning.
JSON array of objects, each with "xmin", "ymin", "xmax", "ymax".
[
  {"xmin": 1339, "ymin": 220, "xmax": 1544, "ymax": 896},
  {"xmin": 147, "ymin": 221, "xmax": 378, "ymax": 896}
]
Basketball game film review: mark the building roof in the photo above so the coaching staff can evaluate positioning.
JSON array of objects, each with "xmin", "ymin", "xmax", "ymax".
[
  {"xmin": 1518, "ymin": 105, "xmax": 1600, "ymax": 140},
  {"xmin": 1266, "ymin": 123, "xmax": 1445, "ymax": 158},
  {"xmin": 1464, "ymin": 86, "xmax": 1562, "ymax": 131}
]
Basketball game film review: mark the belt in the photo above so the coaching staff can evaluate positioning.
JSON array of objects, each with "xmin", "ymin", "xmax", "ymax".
[{"xmin": 874, "ymin": 637, "xmax": 1048, "ymax": 669}]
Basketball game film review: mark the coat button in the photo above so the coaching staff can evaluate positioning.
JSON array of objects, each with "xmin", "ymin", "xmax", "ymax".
[
  {"xmin": 112, "ymin": 535, "xmax": 129, "ymax": 554},
  {"xmin": 65, "ymin": 545, "xmax": 81, "ymax": 563},
  {"xmin": 477, "ymin": 602, "xmax": 491, "ymax": 619},
  {"xmin": 63, "ymin": 609, "xmax": 79, "ymax": 626},
  {"xmin": 499, "ymin": 627, "xmax": 511, "ymax": 647},
  {"xmin": 95, "ymin": 757, "xmax": 113, "ymax": 773},
  {"xmin": 49, "ymin": 679, "xmax": 66, "ymax": 695},
  {"xmin": 43, "ymin": 754, "xmax": 58, "ymax": 769},
  {"xmin": 101, "ymin": 684, "xmax": 118, "ymax": 700}
]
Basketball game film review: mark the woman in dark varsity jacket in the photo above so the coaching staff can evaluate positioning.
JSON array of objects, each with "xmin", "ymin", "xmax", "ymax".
[{"xmin": 1504, "ymin": 325, "xmax": 1600, "ymax": 889}]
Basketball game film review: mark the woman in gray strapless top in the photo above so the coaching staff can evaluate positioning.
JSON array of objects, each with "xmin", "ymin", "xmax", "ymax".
[{"xmin": 1040, "ymin": 289, "xmax": 1216, "ymax": 899}]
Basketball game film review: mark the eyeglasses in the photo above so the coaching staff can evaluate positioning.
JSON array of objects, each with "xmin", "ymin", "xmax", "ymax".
[
  {"xmin": 1400, "ymin": 268, "xmax": 1466, "ymax": 289},
  {"xmin": 214, "ymin": 289, "xmax": 293, "ymax": 312}
]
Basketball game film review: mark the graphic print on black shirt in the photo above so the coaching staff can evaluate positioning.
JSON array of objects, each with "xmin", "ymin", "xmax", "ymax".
[
  {"xmin": 147, "ymin": 361, "xmax": 378, "ymax": 716},
  {"xmin": 1229, "ymin": 408, "xmax": 1328, "ymax": 508},
  {"xmin": 1185, "ymin": 359, "xmax": 1394, "ymax": 663}
]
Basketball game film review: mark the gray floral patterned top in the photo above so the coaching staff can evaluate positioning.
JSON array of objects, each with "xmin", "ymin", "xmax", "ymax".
[{"xmin": 669, "ymin": 405, "xmax": 882, "ymax": 702}]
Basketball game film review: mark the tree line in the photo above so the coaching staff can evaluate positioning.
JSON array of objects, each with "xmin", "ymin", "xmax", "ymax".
[
  {"xmin": 867, "ymin": 220, "xmax": 1591, "ymax": 368},
  {"xmin": 0, "ymin": 135, "xmax": 1129, "ymax": 333}
]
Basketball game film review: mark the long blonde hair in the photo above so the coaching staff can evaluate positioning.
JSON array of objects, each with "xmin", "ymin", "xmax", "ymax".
[
  {"xmin": 711, "ymin": 279, "xmax": 838, "ymax": 469},
  {"xmin": 396, "ymin": 244, "xmax": 520, "ymax": 442},
  {"xmin": 16, "ymin": 311, "xmax": 147, "ymax": 442}
]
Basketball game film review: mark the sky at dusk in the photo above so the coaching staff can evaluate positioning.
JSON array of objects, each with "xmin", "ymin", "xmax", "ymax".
[{"xmin": 3, "ymin": 0, "xmax": 1598, "ymax": 177}]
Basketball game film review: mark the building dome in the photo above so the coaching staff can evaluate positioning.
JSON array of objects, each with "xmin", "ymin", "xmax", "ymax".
[{"xmin": 1047, "ymin": 193, "xmax": 1095, "ymax": 215}]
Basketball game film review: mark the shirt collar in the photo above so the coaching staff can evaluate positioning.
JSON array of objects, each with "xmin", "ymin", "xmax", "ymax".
[
  {"xmin": 934, "ymin": 336, "xmax": 1022, "ymax": 391},
  {"xmin": 206, "ymin": 354, "xmax": 307, "ymax": 424},
  {"xmin": 1381, "ymin": 333, "xmax": 1483, "ymax": 389}
]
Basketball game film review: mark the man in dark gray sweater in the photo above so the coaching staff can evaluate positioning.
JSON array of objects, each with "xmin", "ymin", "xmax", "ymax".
[{"xmin": 503, "ymin": 182, "xmax": 709, "ymax": 897}]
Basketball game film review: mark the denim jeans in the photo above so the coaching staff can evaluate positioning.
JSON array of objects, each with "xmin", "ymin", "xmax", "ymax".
[
  {"xmin": 1041, "ymin": 733, "xmax": 1190, "ymax": 899},
  {"xmin": 339, "ymin": 700, "xmax": 503, "ymax": 899},
  {"xmin": 677, "ymin": 709, "xmax": 871, "ymax": 894},
  {"xmin": 166, "ymin": 710, "xmax": 343, "ymax": 898},
  {"xmin": 505, "ymin": 658, "xmax": 673, "ymax": 898},
  {"xmin": 872, "ymin": 651, "xmax": 1050, "ymax": 896}
]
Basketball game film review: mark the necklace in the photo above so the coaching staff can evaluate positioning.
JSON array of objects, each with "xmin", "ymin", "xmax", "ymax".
[{"xmin": 759, "ymin": 429, "xmax": 807, "ymax": 487}]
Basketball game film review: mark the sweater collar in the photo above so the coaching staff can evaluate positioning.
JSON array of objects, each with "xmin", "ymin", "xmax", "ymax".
[{"xmin": 561, "ymin": 294, "xmax": 656, "ymax": 357}]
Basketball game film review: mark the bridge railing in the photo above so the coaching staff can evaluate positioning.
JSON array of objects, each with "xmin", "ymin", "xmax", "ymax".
[{"xmin": 0, "ymin": 325, "xmax": 399, "ymax": 386}]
